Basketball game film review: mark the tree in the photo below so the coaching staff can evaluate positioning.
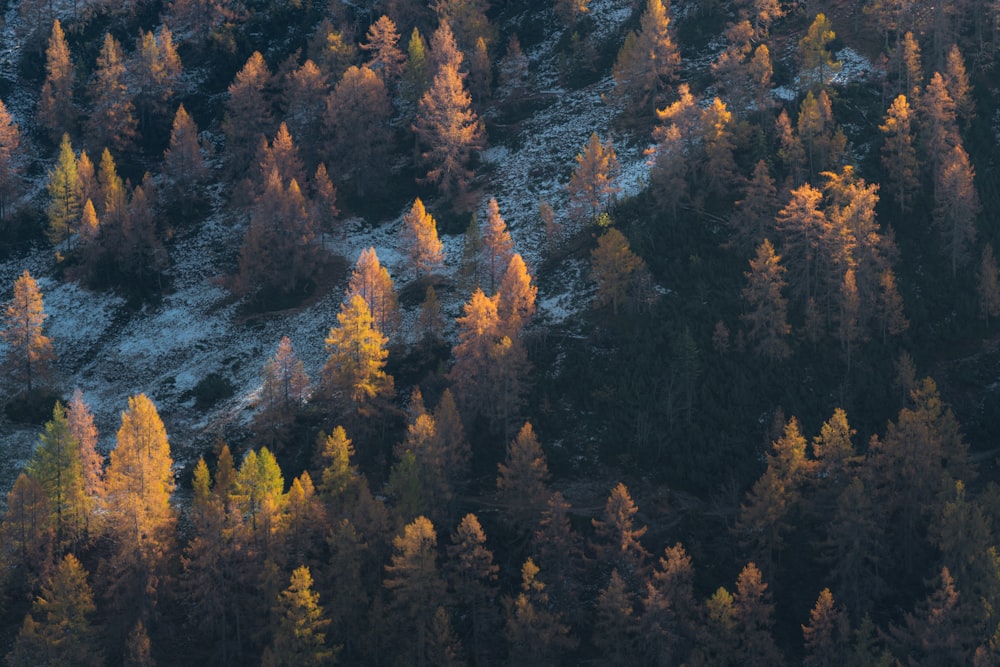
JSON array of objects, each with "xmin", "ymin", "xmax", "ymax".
[
  {"xmin": 402, "ymin": 198, "xmax": 445, "ymax": 278},
  {"xmin": 612, "ymin": 0, "xmax": 680, "ymax": 116},
  {"xmin": 324, "ymin": 65, "xmax": 392, "ymax": 195},
  {"xmin": 362, "ymin": 15, "xmax": 406, "ymax": 81},
  {"xmin": 497, "ymin": 422, "xmax": 550, "ymax": 530},
  {"xmin": 893, "ymin": 31, "xmax": 923, "ymax": 98},
  {"xmin": 591, "ymin": 482, "xmax": 650, "ymax": 585},
  {"xmin": 384, "ymin": 516, "xmax": 448, "ymax": 667},
  {"xmin": 730, "ymin": 160, "xmax": 778, "ymax": 253},
  {"xmin": 322, "ymin": 294, "xmax": 394, "ymax": 417},
  {"xmin": 802, "ymin": 588, "xmax": 849, "ymax": 667},
  {"xmin": 102, "ymin": 394, "xmax": 176, "ymax": 606},
  {"xmin": 403, "ymin": 27, "xmax": 430, "ymax": 103},
  {"xmin": 86, "ymin": 33, "xmax": 138, "ymax": 154},
  {"xmin": 262, "ymin": 566, "xmax": 336, "ymax": 667},
  {"xmin": 934, "ymin": 143, "xmax": 979, "ymax": 278},
  {"xmin": 0, "ymin": 98, "xmax": 21, "ymax": 221},
  {"xmin": 497, "ymin": 254, "xmax": 537, "ymax": 337},
  {"xmin": 797, "ymin": 13, "xmax": 841, "ymax": 90},
  {"xmin": 283, "ymin": 60, "xmax": 328, "ymax": 169},
  {"xmin": 733, "ymin": 563, "xmax": 783, "ymax": 666},
  {"xmin": 568, "ymin": 132, "xmax": 620, "ymax": 222},
  {"xmin": 594, "ymin": 569, "xmax": 639, "ymax": 665},
  {"xmin": 740, "ymin": 240, "xmax": 790, "ymax": 360},
  {"xmin": 68, "ymin": 388, "xmax": 103, "ymax": 508},
  {"xmin": 428, "ymin": 20, "xmax": 463, "ymax": 79},
  {"xmin": 482, "ymin": 197, "xmax": 514, "ymax": 292},
  {"xmin": 503, "ymin": 558, "xmax": 577, "ymax": 666},
  {"xmin": 308, "ymin": 19, "xmax": 357, "ymax": 81},
  {"xmin": 130, "ymin": 27, "xmax": 183, "ymax": 131},
  {"xmin": 255, "ymin": 336, "xmax": 310, "ymax": 448},
  {"xmin": 38, "ymin": 20, "xmax": 76, "ymax": 141},
  {"xmin": 348, "ymin": 247, "xmax": 400, "ymax": 337},
  {"xmin": 46, "ymin": 134, "xmax": 81, "ymax": 253},
  {"xmin": 920, "ymin": 72, "xmax": 960, "ymax": 181},
  {"xmin": 27, "ymin": 402, "xmax": 88, "ymax": 549},
  {"xmin": 3, "ymin": 270, "xmax": 56, "ymax": 393},
  {"xmin": 432, "ymin": 0, "xmax": 495, "ymax": 56},
  {"xmin": 8, "ymin": 554, "xmax": 103, "ymax": 667},
  {"xmin": 0, "ymin": 472, "xmax": 53, "ymax": 587},
  {"xmin": 416, "ymin": 286, "xmax": 446, "ymax": 345},
  {"xmin": 556, "ymin": 0, "xmax": 590, "ymax": 27},
  {"xmin": 889, "ymin": 567, "xmax": 975, "ymax": 665},
  {"xmin": 591, "ymin": 227, "xmax": 645, "ymax": 316},
  {"xmin": 223, "ymin": 52, "xmax": 273, "ymax": 174},
  {"xmin": 642, "ymin": 543, "xmax": 698, "ymax": 664},
  {"xmin": 880, "ymin": 95, "xmax": 920, "ymax": 214},
  {"xmin": 124, "ymin": 620, "xmax": 154, "ymax": 667},
  {"xmin": 413, "ymin": 48, "xmax": 485, "ymax": 199},
  {"xmin": 448, "ymin": 288, "xmax": 500, "ymax": 415},
  {"xmin": 447, "ymin": 513, "xmax": 499, "ymax": 665},
  {"xmin": 163, "ymin": 104, "xmax": 207, "ymax": 205},
  {"xmin": 944, "ymin": 44, "xmax": 974, "ymax": 123},
  {"xmin": 532, "ymin": 492, "xmax": 585, "ymax": 611},
  {"xmin": 468, "ymin": 36, "xmax": 491, "ymax": 102},
  {"xmin": 978, "ymin": 244, "xmax": 1000, "ymax": 326}
]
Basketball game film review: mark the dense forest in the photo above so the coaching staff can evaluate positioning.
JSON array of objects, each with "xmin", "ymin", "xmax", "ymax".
[{"xmin": 1, "ymin": 0, "xmax": 1000, "ymax": 664}]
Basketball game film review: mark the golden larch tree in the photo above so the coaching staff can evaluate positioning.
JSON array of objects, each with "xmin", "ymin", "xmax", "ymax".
[
  {"xmin": 482, "ymin": 197, "xmax": 514, "ymax": 293},
  {"xmin": 402, "ymin": 198, "xmax": 445, "ymax": 278},
  {"xmin": 38, "ymin": 20, "xmax": 76, "ymax": 141},
  {"xmin": 46, "ymin": 133, "xmax": 81, "ymax": 253},
  {"xmin": 797, "ymin": 13, "xmax": 840, "ymax": 90},
  {"xmin": 497, "ymin": 253, "xmax": 537, "ymax": 337},
  {"xmin": 503, "ymin": 558, "xmax": 577, "ymax": 665},
  {"xmin": 934, "ymin": 143, "xmax": 979, "ymax": 278},
  {"xmin": 348, "ymin": 247, "xmax": 400, "ymax": 337},
  {"xmin": 255, "ymin": 336, "xmax": 310, "ymax": 449},
  {"xmin": 361, "ymin": 15, "xmax": 406, "ymax": 81},
  {"xmin": 86, "ymin": 33, "xmax": 138, "ymax": 154},
  {"xmin": 222, "ymin": 51, "xmax": 273, "ymax": 174},
  {"xmin": 880, "ymin": 95, "xmax": 919, "ymax": 214},
  {"xmin": 163, "ymin": 104, "xmax": 207, "ymax": 203},
  {"xmin": 612, "ymin": 0, "xmax": 680, "ymax": 116},
  {"xmin": 741, "ymin": 239, "xmax": 791, "ymax": 360},
  {"xmin": 322, "ymin": 294, "xmax": 394, "ymax": 416},
  {"xmin": 324, "ymin": 65, "xmax": 393, "ymax": 196},
  {"xmin": 0, "ymin": 98, "xmax": 22, "ymax": 221},
  {"xmin": 261, "ymin": 566, "xmax": 336, "ymax": 667},
  {"xmin": 496, "ymin": 422, "xmax": 551, "ymax": 531},
  {"xmin": 3, "ymin": 270, "xmax": 55, "ymax": 393},
  {"xmin": 568, "ymin": 132, "xmax": 620, "ymax": 222},
  {"xmin": 590, "ymin": 227, "xmax": 645, "ymax": 316},
  {"xmin": 27, "ymin": 402, "xmax": 88, "ymax": 549}
]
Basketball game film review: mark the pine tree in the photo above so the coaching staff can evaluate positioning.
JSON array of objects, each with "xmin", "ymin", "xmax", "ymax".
[
  {"xmin": 38, "ymin": 20, "xmax": 76, "ymax": 141},
  {"xmin": 482, "ymin": 197, "xmax": 514, "ymax": 292},
  {"xmin": 802, "ymin": 588, "xmax": 849, "ymax": 667},
  {"xmin": 893, "ymin": 31, "xmax": 923, "ymax": 99},
  {"xmin": 612, "ymin": 0, "xmax": 680, "ymax": 116},
  {"xmin": 262, "ymin": 566, "xmax": 336, "ymax": 667},
  {"xmin": 27, "ymin": 402, "xmax": 88, "ymax": 549},
  {"xmin": 324, "ymin": 65, "xmax": 393, "ymax": 196},
  {"xmin": 447, "ymin": 513, "xmax": 499, "ymax": 665},
  {"xmin": 255, "ymin": 336, "xmax": 310, "ymax": 448},
  {"xmin": 234, "ymin": 447, "xmax": 284, "ymax": 552},
  {"xmin": 317, "ymin": 426, "xmax": 363, "ymax": 503},
  {"xmin": 384, "ymin": 516, "xmax": 448, "ymax": 666},
  {"xmin": 497, "ymin": 253, "xmax": 537, "ymax": 337},
  {"xmin": 497, "ymin": 422, "xmax": 550, "ymax": 530},
  {"xmin": 880, "ymin": 94, "xmax": 920, "ymax": 214},
  {"xmin": 934, "ymin": 143, "xmax": 979, "ymax": 278},
  {"xmin": 568, "ymin": 132, "xmax": 620, "ymax": 222},
  {"xmin": 503, "ymin": 558, "xmax": 577, "ymax": 666},
  {"xmin": 8, "ymin": 554, "xmax": 103, "ymax": 667},
  {"xmin": 322, "ymin": 294, "xmax": 394, "ymax": 417},
  {"xmin": 362, "ymin": 15, "xmax": 406, "ymax": 81},
  {"xmin": 590, "ymin": 227, "xmax": 645, "ymax": 316},
  {"xmin": 402, "ymin": 198, "xmax": 445, "ymax": 278},
  {"xmin": 46, "ymin": 133, "xmax": 81, "ymax": 252},
  {"xmin": 258, "ymin": 122, "xmax": 305, "ymax": 190},
  {"xmin": 3, "ymin": 270, "xmax": 56, "ymax": 393},
  {"xmin": 797, "ymin": 13, "xmax": 841, "ymax": 90},
  {"xmin": 413, "ymin": 47, "xmax": 485, "ymax": 198},
  {"xmin": 978, "ymin": 244, "xmax": 1000, "ymax": 326},
  {"xmin": 86, "ymin": 33, "xmax": 138, "ymax": 154},
  {"xmin": 223, "ymin": 52, "xmax": 273, "ymax": 174}
]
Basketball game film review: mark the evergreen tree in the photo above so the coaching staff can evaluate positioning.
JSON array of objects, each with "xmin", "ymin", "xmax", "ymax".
[
  {"xmin": 261, "ymin": 566, "xmax": 336, "ymax": 667},
  {"xmin": 322, "ymin": 294, "xmax": 394, "ymax": 417},
  {"xmin": 348, "ymin": 247, "xmax": 400, "ymax": 337},
  {"xmin": 402, "ymin": 197, "xmax": 445, "ymax": 278},
  {"xmin": 0, "ymin": 472, "xmax": 54, "ymax": 587},
  {"xmin": 68, "ymin": 388, "xmax": 103, "ymax": 508},
  {"xmin": 568, "ymin": 132, "xmax": 620, "ymax": 222},
  {"xmin": 733, "ymin": 563, "xmax": 783, "ymax": 666},
  {"xmin": 594, "ymin": 569, "xmax": 639, "ymax": 665},
  {"xmin": 532, "ymin": 492, "xmax": 585, "ymax": 611},
  {"xmin": 324, "ymin": 65, "xmax": 393, "ymax": 196},
  {"xmin": 38, "ymin": 20, "xmax": 76, "ymax": 141},
  {"xmin": 591, "ymin": 482, "xmax": 651, "ymax": 585},
  {"xmin": 497, "ymin": 422, "xmax": 551, "ymax": 531},
  {"xmin": 3, "ymin": 270, "xmax": 56, "ymax": 393},
  {"xmin": 612, "ymin": 0, "xmax": 680, "ymax": 116},
  {"xmin": 46, "ymin": 134, "xmax": 81, "ymax": 252},
  {"xmin": 503, "ymin": 558, "xmax": 577, "ymax": 667},
  {"xmin": 27, "ymin": 402, "xmax": 88, "ymax": 549},
  {"xmin": 163, "ymin": 104, "xmax": 207, "ymax": 205},
  {"xmin": 497, "ymin": 253, "xmax": 537, "ymax": 337},
  {"xmin": 86, "ymin": 33, "xmax": 138, "ymax": 154},
  {"xmin": 944, "ymin": 44, "xmax": 974, "ymax": 123},
  {"xmin": 283, "ymin": 60, "xmax": 329, "ymax": 169}
]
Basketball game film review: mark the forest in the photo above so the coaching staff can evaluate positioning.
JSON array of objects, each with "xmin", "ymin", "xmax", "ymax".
[{"xmin": 0, "ymin": 0, "xmax": 1000, "ymax": 664}]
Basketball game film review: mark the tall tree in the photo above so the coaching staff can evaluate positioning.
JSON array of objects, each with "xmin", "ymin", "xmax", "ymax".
[
  {"xmin": 0, "ymin": 98, "xmax": 22, "ymax": 221},
  {"xmin": 3, "ymin": 270, "xmax": 56, "ymax": 393},
  {"xmin": 880, "ymin": 94, "xmax": 920, "ymax": 214},
  {"xmin": 730, "ymin": 160, "xmax": 778, "ymax": 253},
  {"xmin": 402, "ymin": 198, "xmax": 445, "ymax": 278},
  {"xmin": 324, "ymin": 65, "xmax": 393, "ymax": 195},
  {"xmin": 412, "ymin": 46, "xmax": 485, "ymax": 198},
  {"xmin": 261, "ymin": 566, "xmax": 336, "ymax": 667},
  {"xmin": 503, "ymin": 558, "xmax": 577, "ymax": 666},
  {"xmin": 27, "ymin": 402, "xmax": 88, "ymax": 549},
  {"xmin": 594, "ymin": 569, "xmax": 639, "ymax": 665},
  {"xmin": 361, "ymin": 15, "xmax": 406, "ymax": 81},
  {"xmin": 482, "ymin": 197, "xmax": 514, "ymax": 293},
  {"xmin": 733, "ymin": 562, "xmax": 783, "ymax": 666},
  {"xmin": 802, "ymin": 588, "xmax": 849, "ymax": 667},
  {"xmin": 797, "ymin": 13, "xmax": 841, "ymax": 90},
  {"xmin": 348, "ymin": 247, "xmax": 400, "ymax": 337},
  {"xmin": 612, "ymin": 0, "xmax": 680, "ymax": 116},
  {"xmin": 282, "ymin": 60, "xmax": 329, "ymax": 169},
  {"xmin": 590, "ymin": 227, "xmax": 646, "ymax": 316},
  {"xmin": 944, "ymin": 44, "xmax": 974, "ymax": 123},
  {"xmin": 934, "ymin": 143, "xmax": 979, "ymax": 278},
  {"xmin": 0, "ymin": 473, "xmax": 53, "ymax": 588},
  {"xmin": 130, "ymin": 27, "xmax": 183, "ymax": 131},
  {"xmin": 86, "ymin": 33, "xmax": 138, "ymax": 154},
  {"xmin": 740, "ymin": 240, "xmax": 791, "ymax": 360},
  {"xmin": 46, "ymin": 133, "xmax": 81, "ymax": 252},
  {"xmin": 448, "ymin": 288, "xmax": 501, "ymax": 417},
  {"xmin": 568, "ymin": 132, "xmax": 620, "ymax": 222},
  {"xmin": 447, "ymin": 513, "xmax": 499, "ymax": 665},
  {"xmin": 38, "ymin": 20, "xmax": 76, "ymax": 141},
  {"xmin": 322, "ymin": 294, "xmax": 394, "ymax": 417},
  {"xmin": 496, "ymin": 422, "xmax": 551, "ymax": 531},
  {"xmin": 532, "ymin": 492, "xmax": 585, "ymax": 612},
  {"xmin": 68, "ymin": 388, "xmax": 103, "ymax": 509},
  {"xmin": 162, "ymin": 104, "xmax": 207, "ymax": 206},
  {"xmin": 255, "ymin": 336, "xmax": 310, "ymax": 449},
  {"xmin": 497, "ymin": 252, "xmax": 537, "ymax": 337},
  {"xmin": 920, "ymin": 72, "xmax": 960, "ymax": 181},
  {"xmin": 591, "ymin": 482, "xmax": 650, "ymax": 585},
  {"xmin": 223, "ymin": 52, "xmax": 273, "ymax": 175}
]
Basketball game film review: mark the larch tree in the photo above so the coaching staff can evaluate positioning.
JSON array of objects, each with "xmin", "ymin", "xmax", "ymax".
[
  {"xmin": 433, "ymin": 0, "xmax": 495, "ymax": 56},
  {"xmin": 402, "ymin": 197, "xmax": 445, "ymax": 278},
  {"xmin": 412, "ymin": 42, "xmax": 485, "ymax": 199},
  {"xmin": 797, "ymin": 13, "xmax": 841, "ymax": 90},
  {"xmin": 27, "ymin": 402, "xmax": 88, "ymax": 550},
  {"xmin": 46, "ymin": 133, "xmax": 81, "ymax": 253},
  {"xmin": 130, "ymin": 27, "xmax": 183, "ymax": 131},
  {"xmin": 222, "ymin": 51, "xmax": 273, "ymax": 175},
  {"xmin": 591, "ymin": 482, "xmax": 650, "ymax": 586},
  {"xmin": 733, "ymin": 562, "xmax": 783, "ymax": 666},
  {"xmin": 255, "ymin": 336, "xmax": 310, "ymax": 449},
  {"xmin": 282, "ymin": 60, "xmax": 329, "ymax": 168},
  {"xmin": 324, "ymin": 65, "xmax": 393, "ymax": 196},
  {"xmin": 417, "ymin": 285, "xmax": 446, "ymax": 346},
  {"xmin": 482, "ymin": 197, "xmax": 514, "ymax": 293},
  {"xmin": 503, "ymin": 558, "xmax": 577, "ymax": 666},
  {"xmin": 934, "ymin": 143, "xmax": 979, "ymax": 278},
  {"xmin": 568, "ymin": 132, "xmax": 620, "ymax": 222},
  {"xmin": 322, "ymin": 294, "xmax": 394, "ymax": 417},
  {"xmin": 919, "ymin": 72, "xmax": 960, "ymax": 182},
  {"xmin": 594, "ymin": 569, "xmax": 639, "ymax": 666},
  {"xmin": 801, "ymin": 588, "xmax": 849, "ymax": 667},
  {"xmin": 68, "ymin": 388, "xmax": 103, "ymax": 509},
  {"xmin": 448, "ymin": 288, "xmax": 501, "ymax": 413},
  {"xmin": 261, "ymin": 566, "xmax": 336, "ymax": 667},
  {"xmin": 403, "ymin": 27, "xmax": 430, "ymax": 103},
  {"xmin": 3, "ymin": 270, "xmax": 56, "ymax": 393},
  {"xmin": 124, "ymin": 619, "xmax": 154, "ymax": 667},
  {"xmin": 730, "ymin": 159, "xmax": 778, "ymax": 254},
  {"xmin": 308, "ymin": 19, "xmax": 358, "ymax": 81},
  {"xmin": 944, "ymin": 44, "xmax": 974, "ymax": 123},
  {"xmin": 162, "ymin": 104, "xmax": 207, "ymax": 206},
  {"xmin": 880, "ymin": 95, "xmax": 919, "ymax": 214},
  {"xmin": 978, "ymin": 244, "xmax": 1000, "ymax": 326},
  {"xmin": 102, "ymin": 394, "xmax": 176, "ymax": 607},
  {"xmin": 38, "ymin": 20, "xmax": 76, "ymax": 141},
  {"xmin": 361, "ymin": 15, "xmax": 406, "ymax": 81},
  {"xmin": 447, "ymin": 513, "xmax": 499, "ymax": 665},
  {"xmin": 642, "ymin": 543, "xmax": 698, "ymax": 663},
  {"xmin": 590, "ymin": 227, "xmax": 646, "ymax": 316},
  {"xmin": 497, "ymin": 254, "xmax": 537, "ymax": 337},
  {"xmin": 741, "ymin": 239, "xmax": 791, "ymax": 361},
  {"xmin": 86, "ymin": 33, "xmax": 138, "ymax": 155},
  {"xmin": 496, "ymin": 422, "xmax": 551, "ymax": 531},
  {"xmin": 893, "ymin": 31, "xmax": 923, "ymax": 99},
  {"xmin": 0, "ymin": 473, "xmax": 53, "ymax": 587},
  {"xmin": 774, "ymin": 183, "xmax": 827, "ymax": 305},
  {"xmin": 0, "ymin": 98, "xmax": 22, "ymax": 221},
  {"xmin": 8, "ymin": 553, "xmax": 103, "ymax": 667},
  {"xmin": 612, "ymin": 0, "xmax": 680, "ymax": 116},
  {"xmin": 531, "ymin": 492, "xmax": 585, "ymax": 611},
  {"xmin": 348, "ymin": 247, "xmax": 400, "ymax": 337},
  {"xmin": 384, "ymin": 515, "xmax": 448, "ymax": 667}
]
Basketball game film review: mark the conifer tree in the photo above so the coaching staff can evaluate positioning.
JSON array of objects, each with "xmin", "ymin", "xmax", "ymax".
[
  {"xmin": 322, "ymin": 294, "xmax": 394, "ymax": 417},
  {"xmin": 893, "ymin": 31, "xmax": 923, "ymax": 99},
  {"xmin": 124, "ymin": 619, "xmax": 154, "ymax": 667},
  {"xmin": 163, "ymin": 104, "xmax": 207, "ymax": 204},
  {"xmin": 889, "ymin": 567, "xmax": 974, "ymax": 664},
  {"xmin": 46, "ymin": 134, "xmax": 81, "ymax": 252},
  {"xmin": 568, "ymin": 132, "xmax": 620, "ymax": 221},
  {"xmin": 27, "ymin": 402, "xmax": 88, "ymax": 549},
  {"xmin": 0, "ymin": 98, "xmax": 21, "ymax": 221},
  {"xmin": 532, "ymin": 491, "xmax": 585, "ymax": 610},
  {"xmin": 797, "ymin": 13, "xmax": 841, "ymax": 90},
  {"xmin": 497, "ymin": 253, "xmax": 537, "ymax": 337},
  {"xmin": 920, "ymin": 72, "xmax": 960, "ymax": 180},
  {"xmin": 468, "ymin": 36, "xmax": 492, "ymax": 102},
  {"xmin": 612, "ymin": 0, "xmax": 680, "ymax": 116},
  {"xmin": 482, "ymin": 197, "xmax": 514, "ymax": 292},
  {"xmin": 255, "ymin": 336, "xmax": 310, "ymax": 448},
  {"xmin": 223, "ymin": 52, "xmax": 273, "ymax": 174},
  {"xmin": 433, "ymin": 0, "xmax": 495, "ymax": 56},
  {"xmin": 427, "ymin": 606, "xmax": 465, "ymax": 667},
  {"xmin": 802, "ymin": 588, "xmax": 849, "ymax": 667},
  {"xmin": 402, "ymin": 198, "xmax": 445, "ymax": 278},
  {"xmin": 130, "ymin": 27, "xmax": 183, "ymax": 131},
  {"xmin": 978, "ymin": 244, "xmax": 1000, "ymax": 326},
  {"xmin": 733, "ymin": 562, "xmax": 783, "ymax": 666},
  {"xmin": 348, "ymin": 247, "xmax": 400, "ymax": 337},
  {"xmin": 324, "ymin": 65, "xmax": 393, "ymax": 195},
  {"xmin": 38, "ymin": 20, "xmax": 76, "ymax": 141},
  {"xmin": 730, "ymin": 160, "xmax": 778, "ymax": 253},
  {"xmin": 944, "ymin": 44, "xmax": 974, "ymax": 123},
  {"xmin": 87, "ymin": 33, "xmax": 138, "ymax": 154},
  {"xmin": 594, "ymin": 569, "xmax": 639, "ymax": 666},
  {"xmin": 404, "ymin": 27, "xmax": 430, "ymax": 103},
  {"xmin": 8, "ymin": 554, "xmax": 103, "ymax": 667},
  {"xmin": 642, "ymin": 543, "xmax": 698, "ymax": 664},
  {"xmin": 413, "ymin": 43, "xmax": 485, "ymax": 198},
  {"xmin": 3, "ymin": 270, "xmax": 56, "ymax": 393},
  {"xmin": 416, "ymin": 285, "xmax": 446, "ymax": 345},
  {"xmin": 880, "ymin": 94, "xmax": 920, "ymax": 214},
  {"xmin": 262, "ymin": 566, "xmax": 336, "ymax": 667},
  {"xmin": 68, "ymin": 388, "xmax": 103, "ymax": 507},
  {"xmin": 448, "ymin": 287, "xmax": 500, "ymax": 415},
  {"xmin": 283, "ymin": 60, "xmax": 328, "ymax": 168},
  {"xmin": 591, "ymin": 227, "xmax": 645, "ymax": 316},
  {"xmin": 447, "ymin": 513, "xmax": 499, "ymax": 665},
  {"xmin": 362, "ymin": 15, "xmax": 406, "ymax": 81},
  {"xmin": 308, "ymin": 19, "xmax": 358, "ymax": 81},
  {"xmin": 591, "ymin": 482, "xmax": 650, "ymax": 584},
  {"xmin": 0, "ymin": 472, "xmax": 53, "ymax": 586},
  {"xmin": 497, "ymin": 422, "xmax": 550, "ymax": 530},
  {"xmin": 934, "ymin": 143, "xmax": 979, "ymax": 278},
  {"xmin": 503, "ymin": 558, "xmax": 577, "ymax": 666}
]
